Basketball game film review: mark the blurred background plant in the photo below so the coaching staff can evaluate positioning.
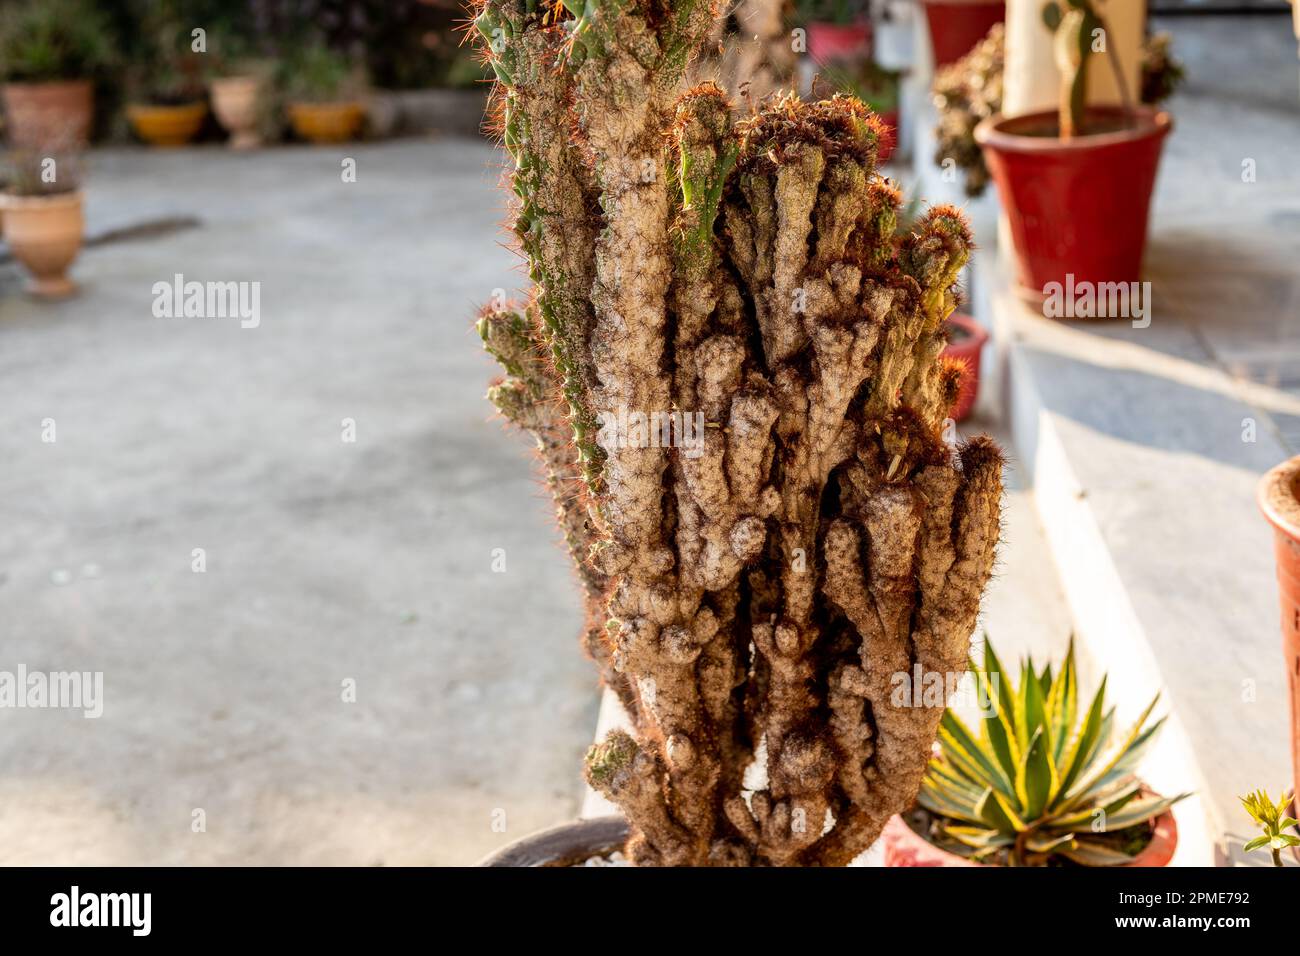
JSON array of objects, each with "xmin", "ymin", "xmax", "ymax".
[
  {"xmin": 0, "ymin": 0, "xmax": 117, "ymax": 84},
  {"xmin": 0, "ymin": 150, "xmax": 83, "ymax": 197}
]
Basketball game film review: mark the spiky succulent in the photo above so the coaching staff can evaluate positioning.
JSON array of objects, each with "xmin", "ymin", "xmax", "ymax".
[
  {"xmin": 918, "ymin": 640, "xmax": 1189, "ymax": 866},
  {"xmin": 1239, "ymin": 788, "xmax": 1298, "ymax": 868}
]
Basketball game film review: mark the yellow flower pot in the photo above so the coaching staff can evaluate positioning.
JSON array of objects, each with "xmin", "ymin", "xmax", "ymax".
[
  {"xmin": 126, "ymin": 102, "xmax": 208, "ymax": 147},
  {"xmin": 287, "ymin": 101, "xmax": 365, "ymax": 144}
]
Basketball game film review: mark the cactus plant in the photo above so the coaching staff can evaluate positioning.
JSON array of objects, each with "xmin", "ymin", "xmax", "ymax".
[
  {"xmin": 917, "ymin": 640, "xmax": 1189, "ymax": 865},
  {"xmin": 1040, "ymin": 0, "xmax": 1135, "ymax": 140},
  {"xmin": 474, "ymin": 0, "xmax": 1003, "ymax": 866}
]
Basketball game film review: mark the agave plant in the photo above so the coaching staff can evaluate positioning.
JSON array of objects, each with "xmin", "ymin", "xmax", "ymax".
[
  {"xmin": 918, "ymin": 640, "xmax": 1189, "ymax": 866},
  {"xmin": 1239, "ymin": 789, "xmax": 1298, "ymax": 868}
]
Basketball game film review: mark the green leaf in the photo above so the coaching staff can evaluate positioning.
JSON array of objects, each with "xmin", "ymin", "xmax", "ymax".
[
  {"xmin": 1243, "ymin": 834, "xmax": 1272, "ymax": 852},
  {"xmin": 976, "ymin": 665, "xmax": 1020, "ymax": 782},
  {"xmin": 1020, "ymin": 657, "xmax": 1049, "ymax": 742},
  {"xmin": 1025, "ymin": 832, "xmax": 1075, "ymax": 855},
  {"xmin": 1017, "ymin": 728, "xmax": 1056, "ymax": 821},
  {"xmin": 1101, "ymin": 794, "xmax": 1187, "ymax": 832},
  {"xmin": 1046, "ymin": 640, "xmax": 1078, "ymax": 765},
  {"xmin": 1060, "ymin": 839, "xmax": 1138, "ymax": 867},
  {"xmin": 976, "ymin": 786, "xmax": 1025, "ymax": 834},
  {"xmin": 1277, "ymin": 834, "xmax": 1300, "ymax": 848},
  {"xmin": 1053, "ymin": 676, "xmax": 1107, "ymax": 804},
  {"xmin": 939, "ymin": 710, "xmax": 1015, "ymax": 798},
  {"xmin": 1066, "ymin": 705, "xmax": 1165, "ymax": 808},
  {"xmin": 917, "ymin": 788, "xmax": 989, "ymax": 828}
]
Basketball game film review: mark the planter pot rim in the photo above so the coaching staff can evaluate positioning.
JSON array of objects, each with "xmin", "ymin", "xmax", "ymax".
[
  {"xmin": 1259, "ymin": 455, "xmax": 1300, "ymax": 539},
  {"xmin": 889, "ymin": 785, "xmax": 1178, "ymax": 867},
  {"xmin": 477, "ymin": 815, "xmax": 628, "ymax": 867},
  {"xmin": 0, "ymin": 189, "xmax": 83, "ymax": 209},
  {"xmin": 975, "ymin": 106, "xmax": 1172, "ymax": 155}
]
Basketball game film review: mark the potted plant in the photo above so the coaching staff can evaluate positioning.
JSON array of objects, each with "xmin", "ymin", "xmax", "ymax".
[
  {"xmin": 283, "ymin": 42, "xmax": 366, "ymax": 145},
  {"xmin": 1239, "ymin": 789, "xmax": 1298, "ymax": 867},
  {"xmin": 0, "ymin": 151, "xmax": 84, "ymax": 298},
  {"xmin": 799, "ymin": 0, "xmax": 872, "ymax": 65},
  {"xmin": 206, "ymin": 20, "xmax": 272, "ymax": 150},
  {"xmin": 920, "ymin": 0, "xmax": 1005, "ymax": 68},
  {"xmin": 974, "ymin": 1, "xmax": 1172, "ymax": 299},
  {"xmin": 883, "ymin": 640, "xmax": 1188, "ymax": 866},
  {"xmin": 472, "ymin": 0, "xmax": 1004, "ymax": 867},
  {"xmin": 124, "ymin": 8, "xmax": 209, "ymax": 149},
  {"xmin": 936, "ymin": 25, "xmax": 1179, "ymax": 201},
  {"xmin": 1258, "ymin": 455, "xmax": 1300, "ymax": 820},
  {"xmin": 0, "ymin": 0, "xmax": 114, "ymax": 151}
]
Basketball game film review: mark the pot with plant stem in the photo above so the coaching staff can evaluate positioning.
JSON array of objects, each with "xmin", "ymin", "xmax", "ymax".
[
  {"xmin": 974, "ymin": 1, "xmax": 1171, "ymax": 301},
  {"xmin": 0, "ymin": 185, "xmax": 84, "ymax": 299},
  {"xmin": 883, "ymin": 639, "xmax": 1188, "ymax": 867},
  {"xmin": 1258, "ymin": 456, "xmax": 1300, "ymax": 821},
  {"xmin": 942, "ymin": 314, "xmax": 987, "ymax": 423},
  {"xmin": 125, "ymin": 11, "xmax": 210, "ymax": 148},
  {"xmin": 285, "ymin": 42, "xmax": 366, "ymax": 145},
  {"xmin": 478, "ymin": 816, "xmax": 629, "ymax": 867},
  {"xmin": 0, "ymin": 0, "xmax": 114, "ymax": 151},
  {"xmin": 920, "ymin": 0, "xmax": 1005, "ymax": 68}
]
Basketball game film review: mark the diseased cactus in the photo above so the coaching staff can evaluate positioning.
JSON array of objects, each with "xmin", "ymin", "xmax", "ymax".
[{"xmin": 475, "ymin": 0, "xmax": 1003, "ymax": 866}]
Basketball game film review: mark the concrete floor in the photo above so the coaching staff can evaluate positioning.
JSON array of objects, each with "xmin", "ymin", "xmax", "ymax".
[{"xmin": 0, "ymin": 139, "xmax": 601, "ymax": 864}]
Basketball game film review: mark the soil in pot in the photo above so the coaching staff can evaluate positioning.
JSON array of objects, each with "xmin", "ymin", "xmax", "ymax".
[
  {"xmin": 1, "ymin": 80, "xmax": 94, "ymax": 151},
  {"xmin": 975, "ymin": 105, "xmax": 1172, "ymax": 300}
]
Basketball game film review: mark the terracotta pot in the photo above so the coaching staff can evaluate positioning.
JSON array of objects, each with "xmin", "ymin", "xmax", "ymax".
[
  {"xmin": 478, "ymin": 816, "xmax": 628, "ymax": 867},
  {"xmin": 922, "ymin": 0, "xmax": 1005, "ymax": 68},
  {"xmin": 287, "ymin": 101, "xmax": 365, "ymax": 144},
  {"xmin": 0, "ymin": 190, "xmax": 84, "ymax": 299},
  {"xmin": 883, "ymin": 791, "xmax": 1179, "ymax": 867},
  {"xmin": 1, "ymin": 80, "xmax": 94, "ymax": 151},
  {"xmin": 942, "ymin": 313, "xmax": 988, "ymax": 423},
  {"xmin": 806, "ymin": 21, "xmax": 871, "ymax": 65},
  {"xmin": 126, "ymin": 102, "xmax": 208, "ymax": 147},
  {"xmin": 975, "ymin": 106, "xmax": 1172, "ymax": 300},
  {"xmin": 1258, "ymin": 456, "xmax": 1300, "ymax": 825},
  {"xmin": 210, "ymin": 76, "xmax": 263, "ymax": 149}
]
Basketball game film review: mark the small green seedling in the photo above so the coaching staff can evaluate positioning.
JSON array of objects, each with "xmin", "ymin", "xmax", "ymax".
[{"xmin": 1239, "ymin": 789, "xmax": 1298, "ymax": 867}]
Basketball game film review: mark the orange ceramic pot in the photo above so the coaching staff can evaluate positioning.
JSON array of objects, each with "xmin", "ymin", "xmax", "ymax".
[
  {"xmin": 0, "ymin": 190, "xmax": 85, "ymax": 298},
  {"xmin": 2, "ymin": 80, "xmax": 94, "ymax": 150},
  {"xmin": 126, "ymin": 102, "xmax": 208, "ymax": 147},
  {"xmin": 210, "ymin": 76, "xmax": 263, "ymax": 149},
  {"xmin": 287, "ymin": 101, "xmax": 365, "ymax": 144}
]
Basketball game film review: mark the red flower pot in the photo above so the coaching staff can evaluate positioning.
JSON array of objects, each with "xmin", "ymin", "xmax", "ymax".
[
  {"xmin": 883, "ymin": 794, "xmax": 1179, "ymax": 867},
  {"xmin": 975, "ymin": 106, "xmax": 1172, "ymax": 300},
  {"xmin": 1258, "ymin": 455, "xmax": 1300, "ymax": 829},
  {"xmin": 877, "ymin": 107, "xmax": 899, "ymax": 164},
  {"xmin": 921, "ymin": 0, "xmax": 1005, "ymax": 68},
  {"xmin": 942, "ymin": 313, "xmax": 987, "ymax": 423},
  {"xmin": 807, "ymin": 20, "xmax": 871, "ymax": 65}
]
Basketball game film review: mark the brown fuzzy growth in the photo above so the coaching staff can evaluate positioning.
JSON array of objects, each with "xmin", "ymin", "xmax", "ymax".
[{"xmin": 474, "ymin": 0, "xmax": 1002, "ymax": 866}]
